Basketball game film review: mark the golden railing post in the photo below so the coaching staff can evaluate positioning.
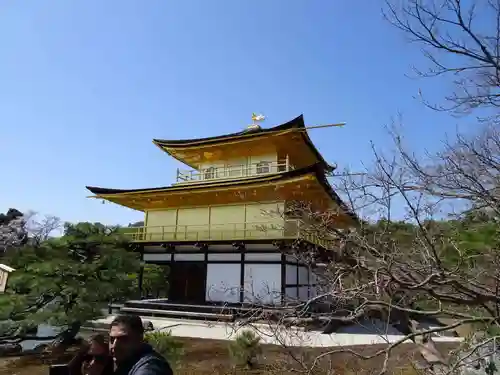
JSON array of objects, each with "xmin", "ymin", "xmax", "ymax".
[
  {"xmin": 162, "ymin": 226, "xmax": 165, "ymax": 241},
  {"xmin": 184, "ymin": 225, "xmax": 188, "ymax": 240}
]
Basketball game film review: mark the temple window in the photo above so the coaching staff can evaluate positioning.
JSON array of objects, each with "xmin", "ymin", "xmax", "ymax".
[
  {"xmin": 204, "ymin": 167, "xmax": 216, "ymax": 179},
  {"xmin": 256, "ymin": 161, "xmax": 270, "ymax": 174}
]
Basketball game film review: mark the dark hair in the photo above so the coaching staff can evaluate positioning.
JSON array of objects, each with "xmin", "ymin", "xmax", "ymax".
[
  {"xmin": 110, "ymin": 314, "xmax": 144, "ymax": 336},
  {"xmin": 88, "ymin": 333, "xmax": 107, "ymax": 346}
]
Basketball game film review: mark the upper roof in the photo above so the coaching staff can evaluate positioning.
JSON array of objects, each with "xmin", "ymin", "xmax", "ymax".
[{"xmin": 153, "ymin": 115, "xmax": 333, "ymax": 171}]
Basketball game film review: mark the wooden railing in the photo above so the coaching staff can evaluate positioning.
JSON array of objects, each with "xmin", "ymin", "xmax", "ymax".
[
  {"xmin": 175, "ymin": 160, "xmax": 292, "ymax": 183},
  {"xmin": 122, "ymin": 220, "xmax": 335, "ymax": 249}
]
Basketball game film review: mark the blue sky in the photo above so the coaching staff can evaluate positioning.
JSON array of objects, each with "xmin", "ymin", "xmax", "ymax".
[{"xmin": 0, "ymin": 1, "xmax": 471, "ymax": 226}]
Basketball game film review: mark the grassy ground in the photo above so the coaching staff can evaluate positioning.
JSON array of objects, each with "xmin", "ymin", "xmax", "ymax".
[{"xmin": 0, "ymin": 337, "xmax": 458, "ymax": 375}]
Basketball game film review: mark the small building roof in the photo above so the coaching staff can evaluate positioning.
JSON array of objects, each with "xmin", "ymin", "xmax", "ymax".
[{"xmin": 0, "ymin": 264, "xmax": 15, "ymax": 273}]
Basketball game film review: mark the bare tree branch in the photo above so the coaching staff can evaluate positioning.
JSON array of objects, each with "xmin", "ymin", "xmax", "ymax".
[{"xmin": 384, "ymin": 0, "xmax": 500, "ymax": 122}]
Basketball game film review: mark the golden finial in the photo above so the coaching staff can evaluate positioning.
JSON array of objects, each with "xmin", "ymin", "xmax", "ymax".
[
  {"xmin": 251, "ymin": 113, "xmax": 265, "ymax": 124},
  {"xmin": 247, "ymin": 113, "xmax": 265, "ymax": 131}
]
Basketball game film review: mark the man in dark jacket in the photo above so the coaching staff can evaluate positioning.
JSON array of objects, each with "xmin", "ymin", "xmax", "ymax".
[{"xmin": 109, "ymin": 314, "xmax": 173, "ymax": 375}]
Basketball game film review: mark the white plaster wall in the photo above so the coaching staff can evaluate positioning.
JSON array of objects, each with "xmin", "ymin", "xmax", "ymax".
[
  {"xmin": 143, "ymin": 245, "xmax": 168, "ymax": 252},
  {"xmin": 143, "ymin": 253, "xmax": 172, "ymax": 262},
  {"xmin": 244, "ymin": 264, "xmax": 281, "ymax": 305},
  {"xmin": 206, "ymin": 264, "xmax": 241, "ymax": 303},
  {"xmin": 286, "ymin": 264, "xmax": 297, "ymax": 284},
  {"xmin": 207, "ymin": 253, "xmax": 241, "ymax": 261},
  {"xmin": 245, "ymin": 244, "xmax": 275, "ymax": 251},
  {"xmin": 244, "ymin": 252, "xmax": 281, "ymax": 261},
  {"xmin": 174, "ymin": 253, "xmax": 204, "ymax": 261}
]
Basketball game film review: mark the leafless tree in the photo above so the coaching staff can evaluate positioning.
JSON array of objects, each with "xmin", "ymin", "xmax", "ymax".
[
  {"xmin": 0, "ymin": 210, "xmax": 61, "ymax": 255},
  {"xmin": 384, "ymin": 0, "xmax": 500, "ymax": 123},
  {"xmin": 321, "ymin": 124, "xmax": 500, "ymax": 374},
  {"xmin": 229, "ymin": 124, "xmax": 499, "ymax": 374},
  {"xmin": 23, "ymin": 211, "xmax": 62, "ymax": 246},
  {"xmin": 224, "ymin": 1, "xmax": 500, "ymax": 373}
]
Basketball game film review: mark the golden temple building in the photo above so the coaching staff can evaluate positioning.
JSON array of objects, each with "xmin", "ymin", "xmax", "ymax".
[{"xmin": 86, "ymin": 114, "xmax": 356, "ymax": 314}]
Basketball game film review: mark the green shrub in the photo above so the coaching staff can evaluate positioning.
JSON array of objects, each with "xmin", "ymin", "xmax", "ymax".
[
  {"xmin": 145, "ymin": 330, "xmax": 184, "ymax": 368},
  {"xmin": 228, "ymin": 329, "xmax": 262, "ymax": 369}
]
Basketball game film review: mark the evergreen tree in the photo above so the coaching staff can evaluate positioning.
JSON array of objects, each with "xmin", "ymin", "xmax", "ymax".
[{"xmin": 0, "ymin": 221, "xmax": 140, "ymax": 347}]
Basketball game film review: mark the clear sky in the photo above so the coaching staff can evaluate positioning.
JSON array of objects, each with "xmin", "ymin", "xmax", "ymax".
[{"xmin": 0, "ymin": 1, "xmax": 471, "ymax": 226}]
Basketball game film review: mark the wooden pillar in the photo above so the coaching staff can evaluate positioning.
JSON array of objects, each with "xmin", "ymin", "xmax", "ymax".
[
  {"xmin": 204, "ymin": 244, "xmax": 209, "ymax": 303},
  {"xmin": 138, "ymin": 264, "xmax": 145, "ymax": 299},
  {"xmin": 281, "ymin": 253, "xmax": 286, "ymax": 305},
  {"xmin": 168, "ymin": 245, "xmax": 176, "ymax": 300},
  {"xmin": 296, "ymin": 261, "xmax": 300, "ymax": 299},
  {"xmin": 138, "ymin": 245, "xmax": 145, "ymax": 299},
  {"xmin": 240, "ymin": 247, "xmax": 245, "ymax": 304}
]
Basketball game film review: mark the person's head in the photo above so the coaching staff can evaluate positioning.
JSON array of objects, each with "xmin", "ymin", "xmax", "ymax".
[
  {"xmin": 82, "ymin": 334, "xmax": 110, "ymax": 374},
  {"xmin": 109, "ymin": 314, "xmax": 145, "ymax": 363}
]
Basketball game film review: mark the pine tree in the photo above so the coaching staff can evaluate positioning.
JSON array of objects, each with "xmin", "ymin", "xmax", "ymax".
[{"xmin": 0, "ymin": 222, "xmax": 139, "ymax": 348}]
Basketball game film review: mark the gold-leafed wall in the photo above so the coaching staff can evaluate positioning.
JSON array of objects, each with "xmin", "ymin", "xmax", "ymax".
[
  {"xmin": 144, "ymin": 202, "xmax": 286, "ymax": 241},
  {"xmin": 161, "ymin": 131, "xmax": 321, "ymax": 170}
]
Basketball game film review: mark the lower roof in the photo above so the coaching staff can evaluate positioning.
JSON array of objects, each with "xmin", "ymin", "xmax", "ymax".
[{"xmin": 86, "ymin": 164, "xmax": 357, "ymax": 222}]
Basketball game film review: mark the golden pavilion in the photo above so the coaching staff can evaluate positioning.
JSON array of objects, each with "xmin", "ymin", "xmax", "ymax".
[{"xmin": 86, "ymin": 114, "xmax": 356, "ymax": 312}]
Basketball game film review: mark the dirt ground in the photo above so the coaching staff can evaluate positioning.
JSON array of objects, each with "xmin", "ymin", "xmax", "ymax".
[{"xmin": 0, "ymin": 337, "xmax": 458, "ymax": 375}]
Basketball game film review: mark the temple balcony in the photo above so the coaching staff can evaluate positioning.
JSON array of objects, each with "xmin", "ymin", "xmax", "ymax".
[
  {"xmin": 122, "ymin": 219, "xmax": 335, "ymax": 249},
  {"xmin": 175, "ymin": 160, "xmax": 293, "ymax": 184}
]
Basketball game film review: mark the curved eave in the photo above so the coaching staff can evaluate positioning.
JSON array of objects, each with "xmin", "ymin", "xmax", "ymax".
[
  {"xmin": 86, "ymin": 164, "xmax": 358, "ymax": 223},
  {"xmin": 152, "ymin": 114, "xmax": 331, "ymax": 170},
  {"xmin": 153, "ymin": 115, "xmax": 305, "ymax": 147},
  {"xmin": 87, "ymin": 167, "xmax": 307, "ymax": 196}
]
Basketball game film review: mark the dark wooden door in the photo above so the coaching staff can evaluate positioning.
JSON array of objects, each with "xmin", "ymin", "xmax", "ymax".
[{"xmin": 169, "ymin": 262, "xmax": 206, "ymax": 304}]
